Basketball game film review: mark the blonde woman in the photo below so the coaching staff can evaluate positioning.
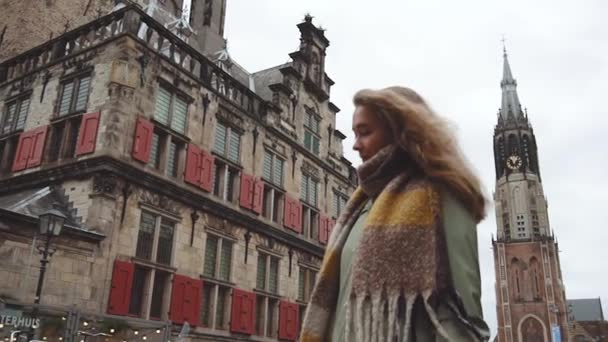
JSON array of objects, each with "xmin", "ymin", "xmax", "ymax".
[{"xmin": 300, "ymin": 87, "xmax": 490, "ymax": 341}]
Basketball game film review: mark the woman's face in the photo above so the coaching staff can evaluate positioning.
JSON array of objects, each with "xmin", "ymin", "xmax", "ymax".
[{"xmin": 352, "ymin": 105, "xmax": 393, "ymax": 162}]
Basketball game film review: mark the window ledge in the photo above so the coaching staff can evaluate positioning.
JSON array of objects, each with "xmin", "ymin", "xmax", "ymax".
[
  {"xmin": 151, "ymin": 119, "xmax": 191, "ymax": 142},
  {"xmin": 0, "ymin": 129, "xmax": 23, "ymax": 140},
  {"xmin": 51, "ymin": 110, "xmax": 86, "ymax": 123},
  {"xmin": 211, "ymin": 152, "xmax": 243, "ymax": 170},
  {"xmin": 253, "ymin": 288, "xmax": 282, "ymax": 300},
  {"xmin": 131, "ymin": 256, "xmax": 177, "ymax": 272},
  {"xmin": 199, "ymin": 276, "xmax": 235, "ymax": 287}
]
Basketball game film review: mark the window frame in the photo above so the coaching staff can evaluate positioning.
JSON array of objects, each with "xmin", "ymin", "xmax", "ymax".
[
  {"xmin": 213, "ymin": 121, "xmax": 242, "ymax": 164},
  {"xmin": 298, "ymin": 265, "xmax": 318, "ymax": 302},
  {"xmin": 255, "ymin": 295, "xmax": 279, "ymax": 338},
  {"xmin": 153, "ymin": 83, "xmax": 190, "ymax": 135},
  {"xmin": 256, "ymin": 251, "xmax": 280, "ymax": 295},
  {"xmin": 262, "ymin": 149, "xmax": 285, "ymax": 187},
  {"xmin": 0, "ymin": 135, "xmax": 19, "ymax": 174},
  {"xmin": 301, "ymin": 204, "xmax": 319, "ymax": 240},
  {"xmin": 262, "ymin": 183, "xmax": 284, "ymax": 224},
  {"xmin": 57, "ymin": 72, "xmax": 92, "ymax": 117},
  {"xmin": 303, "ymin": 111, "xmax": 321, "ymax": 155},
  {"xmin": 202, "ymin": 232, "xmax": 235, "ymax": 282},
  {"xmin": 135, "ymin": 209, "xmax": 177, "ymax": 266},
  {"xmin": 212, "ymin": 159, "xmax": 241, "ymax": 204},
  {"xmin": 1, "ymin": 93, "xmax": 31, "ymax": 136},
  {"xmin": 333, "ymin": 190, "xmax": 348, "ymax": 219},
  {"xmin": 46, "ymin": 115, "xmax": 82, "ymax": 162},
  {"xmin": 146, "ymin": 125, "xmax": 186, "ymax": 178},
  {"xmin": 300, "ymin": 174, "xmax": 319, "ymax": 207}
]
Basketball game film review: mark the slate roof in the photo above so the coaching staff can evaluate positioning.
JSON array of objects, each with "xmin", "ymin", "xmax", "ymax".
[{"xmin": 568, "ymin": 298, "xmax": 605, "ymax": 321}]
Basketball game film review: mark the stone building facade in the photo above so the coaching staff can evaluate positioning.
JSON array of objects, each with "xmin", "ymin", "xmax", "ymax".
[
  {"xmin": 0, "ymin": 3, "xmax": 355, "ymax": 342},
  {"xmin": 492, "ymin": 49, "xmax": 570, "ymax": 342}
]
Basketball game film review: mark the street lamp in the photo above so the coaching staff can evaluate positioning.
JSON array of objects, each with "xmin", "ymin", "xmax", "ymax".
[{"xmin": 34, "ymin": 209, "xmax": 66, "ymax": 304}]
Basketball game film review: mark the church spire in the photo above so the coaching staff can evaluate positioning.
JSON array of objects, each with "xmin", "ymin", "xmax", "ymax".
[{"xmin": 499, "ymin": 45, "xmax": 524, "ymax": 121}]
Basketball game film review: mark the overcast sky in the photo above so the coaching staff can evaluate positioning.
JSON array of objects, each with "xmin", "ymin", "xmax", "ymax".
[{"xmin": 222, "ymin": 0, "xmax": 608, "ymax": 335}]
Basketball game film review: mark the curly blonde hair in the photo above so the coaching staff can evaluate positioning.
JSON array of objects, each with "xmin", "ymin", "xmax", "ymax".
[{"xmin": 353, "ymin": 86, "xmax": 487, "ymax": 222}]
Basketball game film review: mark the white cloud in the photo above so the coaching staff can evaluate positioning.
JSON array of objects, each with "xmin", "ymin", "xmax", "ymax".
[{"xmin": 224, "ymin": 0, "xmax": 608, "ymax": 336}]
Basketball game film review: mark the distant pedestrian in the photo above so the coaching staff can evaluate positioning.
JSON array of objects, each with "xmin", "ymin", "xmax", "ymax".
[{"xmin": 300, "ymin": 86, "xmax": 490, "ymax": 341}]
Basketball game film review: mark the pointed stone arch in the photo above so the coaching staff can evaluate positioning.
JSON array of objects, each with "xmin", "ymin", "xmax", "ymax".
[{"xmin": 517, "ymin": 314, "xmax": 548, "ymax": 342}]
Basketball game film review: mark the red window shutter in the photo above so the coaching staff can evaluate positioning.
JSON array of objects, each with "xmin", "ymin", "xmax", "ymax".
[
  {"xmin": 11, "ymin": 131, "xmax": 34, "ymax": 172},
  {"xmin": 184, "ymin": 143, "xmax": 202, "ymax": 186},
  {"xmin": 199, "ymin": 150, "xmax": 214, "ymax": 192},
  {"xmin": 319, "ymin": 213, "xmax": 329, "ymax": 244},
  {"xmin": 170, "ymin": 274, "xmax": 188, "ymax": 324},
  {"xmin": 283, "ymin": 196, "xmax": 293, "ymax": 229},
  {"xmin": 107, "ymin": 260, "xmax": 134, "ymax": 315},
  {"xmin": 252, "ymin": 179, "xmax": 264, "ymax": 215},
  {"xmin": 132, "ymin": 118, "xmax": 154, "ymax": 163},
  {"xmin": 26, "ymin": 126, "xmax": 48, "ymax": 168},
  {"xmin": 76, "ymin": 112, "xmax": 100, "ymax": 156},
  {"xmin": 292, "ymin": 201, "xmax": 303, "ymax": 233},
  {"xmin": 239, "ymin": 173, "xmax": 254, "ymax": 210},
  {"xmin": 183, "ymin": 278, "xmax": 203, "ymax": 326},
  {"xmin": 279, "ymin": 301, "xmax": 299, "ymax": 341},
  {"xmin": 231, "ymin": 289, "xmax": 256, "ymax": 335}
]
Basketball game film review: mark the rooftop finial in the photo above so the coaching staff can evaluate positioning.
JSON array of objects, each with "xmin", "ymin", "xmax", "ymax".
[{"xmin": 501, "ymin": 34, "xmax": 508, "ymax": 57}]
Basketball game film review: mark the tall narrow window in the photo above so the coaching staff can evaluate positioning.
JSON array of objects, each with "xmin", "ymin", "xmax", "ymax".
[
  {"xmin": 212, "ymin": 160, "xmax": 240, "ymax": 204},
  {"xmin": 257, "ymin": 253, "xmax": 279, "ymax": 294},
  {"xmin": 146, "ymin": 128, "xmax": 184, "ymax": 178},
  {"xmin": 213, "ymin": 122, "xmax": 241, "ymax": 163},
  {"xmin": 263, "ymin": 150, "xmax": 284, "ymax": 187},
  {"xmin": 298, "ymin": 266, "xmax": 317, "ymax": 302},
  {"xmin": 333, "ymin": 191, "xmax": 348, "ymax": 218},
  {"xmin": 58, "ymin": 74, "xmax": 91, "ymax": 116},
  {"xmin": 1, "ymin": 95, "xmax": 30, "ymax": 134},
  {"xmin": 301, "ymin": 205, "xmax": 319, "ymax": 240},
  {"xmin": 135, "ymin": 211, "xmax": 175, "ymax": 265},
  {"xmin": 262, "ymin": 184, "xmax": 284, "ymax": 224},
  {"xmin": 301, "ymin": 174, "xmax": 318, "ymax": 207},
  {"xmin": 201, "ymin": 234, "xmax": 234, "ymax": 330},
  {"xmin": 154, "ymin": 85, "xmax": 188, "ymax": 134},
  {"xmin": 303, "ymin": 111, "xmax": 320, "ymax": 155}
]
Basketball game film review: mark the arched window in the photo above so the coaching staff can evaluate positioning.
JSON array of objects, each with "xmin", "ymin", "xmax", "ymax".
[
  {"xmin": 522, "ymin": 135, "xmax": 532, "ymax": 171},
  {"xmin": 495, "ymin": 137, "xmax": 506, "ymax": 177},
  {"xmin": 508, "ymin": 134, "xmax": 519, "ymax": 156},
  {"xmin": 520, "ymin": 316, "xmax": 544, "ymax": 342},
  {"xmin": 530, "ymin": 257, "xmax": 541, "ymax": 300},
  {"xmin": 511, "ymin": 258, "xmax": 522, "ymax": 301}
]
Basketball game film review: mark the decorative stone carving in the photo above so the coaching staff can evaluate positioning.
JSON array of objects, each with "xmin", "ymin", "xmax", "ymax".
[
  {"xmin": 140, "ymin": 191, "xmax": 181, "ymax": 216},
  {"xmin": 92, "ymin": 173, "xmax": 118, "ymax": 197},
  {"xmin": 216, "ymin": 107, "xmax": 244, "ymax": 130},
  {"xmin": 301, "ymin": 160, "xmax": 320, "ymax": 178}
]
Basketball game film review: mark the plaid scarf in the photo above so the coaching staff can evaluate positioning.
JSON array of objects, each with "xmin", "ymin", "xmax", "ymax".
[{"xmin": 300, "ymin": 145, "xmax": 455, "ymax": 341}]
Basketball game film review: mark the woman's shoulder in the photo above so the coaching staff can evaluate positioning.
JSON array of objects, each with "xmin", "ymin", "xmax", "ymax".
[{"xmin": 440, "ymin": 189, "xmax": 477, "ymax": 228}]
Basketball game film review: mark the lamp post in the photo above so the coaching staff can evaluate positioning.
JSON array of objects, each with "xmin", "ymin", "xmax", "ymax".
[{"xmin": 34, "ymin": 209, "xmax": 66, "ymax": 304}]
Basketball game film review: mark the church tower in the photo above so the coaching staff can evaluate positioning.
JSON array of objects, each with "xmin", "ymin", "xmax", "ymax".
[{"xmin": 492, "ymin": 48, "xmax": 570, "ymax": 342}]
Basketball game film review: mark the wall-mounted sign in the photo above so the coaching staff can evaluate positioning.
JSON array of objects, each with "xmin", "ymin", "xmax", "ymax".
[{"xmin": 0, "ymin": 315, "xmax": 40, "ymax": 329}]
